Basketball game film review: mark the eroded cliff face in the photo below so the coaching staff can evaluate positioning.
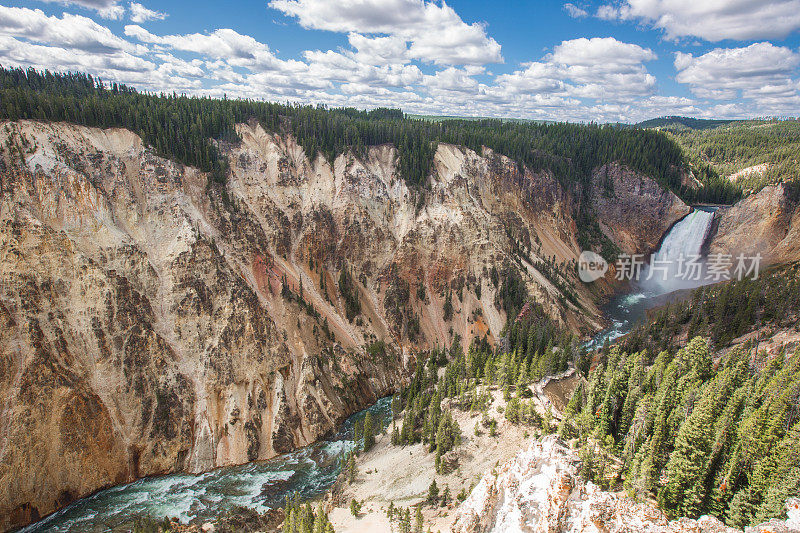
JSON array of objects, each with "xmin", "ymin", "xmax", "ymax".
[
  {"xmin": 591, "ymin": 162, "xmax": 691, "ymax": 255},
  {"xmin": 0, "ymin": 120, "xmax": 686, "ymax": 530},
  {"xmin": 450, "ymin": 436, "xmax": 799, "ymax": 533},
  {"xmin": 709, "ymin": 183, "xmax": 800, "ymax": 264}
]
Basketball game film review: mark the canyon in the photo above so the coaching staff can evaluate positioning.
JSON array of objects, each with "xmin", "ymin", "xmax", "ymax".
[{"xmin": 0, "ymin": 119, "xmax": 692, "ymax": 531}]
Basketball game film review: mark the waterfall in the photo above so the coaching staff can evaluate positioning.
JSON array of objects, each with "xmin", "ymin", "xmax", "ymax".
[
  {"xmin": 587, "ymin": 207, "xmax": 717, "ymax": 348},
  {"xmin": 640, "ymin": 208, "xmax": 716, "ymax": 295}
]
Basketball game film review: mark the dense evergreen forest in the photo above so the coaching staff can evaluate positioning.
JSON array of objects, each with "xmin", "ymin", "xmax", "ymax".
[
  {"xmin": 667, "ymin": 119, "xmax": 800, "ymax": 194},
  {"xmin": 558, "ymin": 263, "xmax": 800, "ymax": 528},
  {"xmin": 0, "ymin": 66, "xmax": 738, "ymax": 206},
  {"xmin": 381, "ymin": 264, "xmax": 800, "ymax": 529},
  {"xmin": 636, "ymin": 116, "xmax": 737, "ymax": 131},
  {"xmin": 563, "ymin": 337, "xmax": 800, "ymax": 528},
  {"xmin": 620, "ymin": 262, "xmax": 800, "ymax": 354}
]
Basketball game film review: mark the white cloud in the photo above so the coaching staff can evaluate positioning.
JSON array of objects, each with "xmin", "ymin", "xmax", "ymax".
[
  {"xmin": 0, "ymin": 35, "xmax": 152, "ymax": 74},
  {"xmin": 423, "ymin": 66, "xmax": 483, "ymax": 93},
  {"xmin": 303, "ymin": 48, "xmax": 422, "ymax": 87},
  {"xmin": 347, "ymin": 33, "xmax": 409, "ymax": 65},
  {"xmin": 39, "ymin": 0, "xmax": 125, "ymax": 20},
  {"xmin": 564, "ymin": 3, "xmax": 589, "ymax": 18},
  {"xmin": 497, "ymin": 37, "xmax": 657, "ymax": 103},
  {"xmin": 674, "ymin": 42, "xmax": 800, "ymax": 106},
  {"xmin": 0, "ymin": 6, "xmax": 140, "ymax": 53},
  {"xmin": 551, "ymin": 36, "xmax": 656, "ymax": 65},
  {"xmin": 268, "ymin": 0, "xmax": 502, "ymax": 65},
  {"xmin": 129, "ymin": 2, "xmax": 167, "ymax": 23},
  {"xmin": 596, "ymin": 0, "xmax": 800, "ymax": 41},
  {"xmin": 2, "ymin": 0, "xmax": 797, "ymax": 124},
  {"xmin": 124, "ymin": 25, "xmax": 308, "ymax": 74}
]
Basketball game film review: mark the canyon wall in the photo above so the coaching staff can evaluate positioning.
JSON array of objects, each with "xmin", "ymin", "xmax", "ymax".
[
  {"xmin": 709, "ymin": 183, "xmax": 800, "ymax": 265},
  {"xmin": 0, "ymin": 120, "xmax": 686, "ymax": 530}
]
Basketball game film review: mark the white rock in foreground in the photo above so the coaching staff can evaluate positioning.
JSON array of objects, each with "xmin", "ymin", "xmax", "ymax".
[{"xmin": 451, "ymin": 436, "xmax": 793, "ymax": 533}]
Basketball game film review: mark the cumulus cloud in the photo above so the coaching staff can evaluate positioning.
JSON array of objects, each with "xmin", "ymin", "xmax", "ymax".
[
  {"xmin": 2, "ymin": 0, "xmax": 797, "ymax": 123},
  {"xmin": 129, "ymin": 2, "xmax": 167, "ymax": 23},
  {"xmin": 551, "ymin": 36, "xmax": 656, "ymax": 65},
  {"xmin": 0, "ymin": 35, "xmax": 152, "ymax": 73},
  {"xmin": 674, "ymin": 42, "xmax": 800, "ymax": 106},
  {"xmin": 124, "ymin": 25, "xmax": 308, "ymax": 74},
  {"xmin": 423, "ymin": 66, "xmax": 483, "ymax": 93},
  {"xmin": 596, "ymin": 0, "xmax": 800, "ymax": 41},
  {"xmin": 0, "ymin": 6, "xmax": 141, "ymax": 53},
  {"xmin": 268, "ymin": 0, "xmax": 502, "ymax": 65},
  {"xmin": 497, "ymin": 37, "xmax": 657, "ymax": 103},
  {"xmin": 347, "ymin": 33, "xmax": 409, "ymax": 65}
]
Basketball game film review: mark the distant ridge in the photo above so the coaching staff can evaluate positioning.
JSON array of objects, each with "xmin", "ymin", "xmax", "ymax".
[{"xmin": 636, "ymin": 116, "xmax": 738, "ymax": 131}]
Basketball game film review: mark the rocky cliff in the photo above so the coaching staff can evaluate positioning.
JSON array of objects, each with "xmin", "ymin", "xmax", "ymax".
[
  {"xmin": 0, "ymin": 120, "xmax": 687, "ymax": 530},
  {"xmin": 591, "ymin": 162, "xmax": 691, "ymax": 255},
  {"xmin": 709, "ymin": 183, "xmax": 800, "ymax": 264},
  {"xmin": 450, "ymin": 436, "xmax": 799, "ymax": 533}
]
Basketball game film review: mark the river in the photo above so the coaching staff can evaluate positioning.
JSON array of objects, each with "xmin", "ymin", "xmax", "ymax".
[
  {"xmin": 589, "ymin": 207, "xmax": 717, "ymax": 347},
  {"xmin": 21, "ymin": 209, "xmax": 717, "ymax": 532},
  {"xmin": 20, "ymin": 397, "xmax": 393, "ymax": 532}
]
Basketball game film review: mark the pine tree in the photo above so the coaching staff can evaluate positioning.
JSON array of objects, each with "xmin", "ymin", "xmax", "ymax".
[
  {"xmin": 363, "ymin": 412, "xmax": 375, "ymax": 452},
  {"xmin": 427, "ymin": 479, "xmax": 439, "ymax": 504},
  {"xmin": 414, "ymin": 506, "xmax": 424, "ymax": 533},
  {"xmin": 349, "ymin": 498, "xmax": 361, "ymax": 517},
  {"xmin": 659, "ymin": 382, "xmax": 716, "ymax": 518},
  {"xmin": 441, "ymin": 485, "xmax": 450, "ymax": 507}
]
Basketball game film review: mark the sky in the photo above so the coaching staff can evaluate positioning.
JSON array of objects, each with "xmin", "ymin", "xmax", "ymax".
[{"xmin": 1, "ymin": 0, "xmax": 799, "ymax": 123}]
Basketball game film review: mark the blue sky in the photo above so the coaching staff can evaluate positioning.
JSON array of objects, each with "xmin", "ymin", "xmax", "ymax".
[{"xmin": 1, "ymin": 0, "xmax": 799, "ymax": 122}]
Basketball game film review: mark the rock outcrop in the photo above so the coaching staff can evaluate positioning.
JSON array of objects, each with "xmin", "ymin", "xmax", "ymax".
[
  {"xmin": 591, "ymin": 162, "xmax": 691, "ymax": 255},
  {"xmin": 451, "ymin": 436, "xmax": 797, "ymax": 533},
  {"xmin": 0, "ymin": 120, "xmax": 687, "ymax": 530},
  {"xmin": 709, "ymin": 183, "xmax": 800, "ymax": 264}
]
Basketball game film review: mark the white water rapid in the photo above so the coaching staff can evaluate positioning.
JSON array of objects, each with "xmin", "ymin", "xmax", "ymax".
[
  {"xmin": 640, "ymin": 208, "xmax": 716, "ymax": 295},
  {"xmin": 589, "ymin": 207, "xmax": 717, "ymax": 347}
]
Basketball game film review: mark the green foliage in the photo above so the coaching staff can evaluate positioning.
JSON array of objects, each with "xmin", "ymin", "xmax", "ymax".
[
  {"xmin": 671, "ymin": 119, "xmax": 800, "ymax": 195},
  {"xmin": 564, "ymin": 333, "xmax": 800, "ymax": 528},
  {"xmin": 0, "ymin": 66, "xmax": 739, "ymax": 206},
  {"xmin": 338, "ymin": 267, "xmax": 361, "ymax": 322},
  {"xmin": 349, "ymin": 499, "xmax": 361, "ymax": 517},
  {"xmin": 365, "ymin": 340, "xmax": 387, "ymax": 359},
  {"xmin": 636, "ymin": 116, "xmax": 737, "ymax": 131},
  {"xmin": 443, "ymin": 291, "xmax": 454, "ymax": 321},
  {"xmin": 346, "ymin": 452, "xmax": 357, "ymax": 483},
  {"xmin": 441, "ymin": 485, "xmax": 451, "ymax": 507},
  {"xmin": 363, "ymin": 411, "xmax": 375, "ymax": 452},
  {"xmin": 283, "ymin": 494, "xmax": 335, "ymax": 533},
  {"xmin": 427, "ymin": 479, "xmax": 439, "ymax": 504}
]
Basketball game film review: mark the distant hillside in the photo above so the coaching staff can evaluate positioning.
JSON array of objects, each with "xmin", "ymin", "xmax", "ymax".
[
  {"xmin": 636, "ymin": 116, "xmax": 738, "ymax": 131},
  {"xmin": 671, "ymin": 119, "xmax": 800, "ymax": 193},
  {"xmin": 406, "ymin": 113, "xmax": 550, "ymax": 124}
]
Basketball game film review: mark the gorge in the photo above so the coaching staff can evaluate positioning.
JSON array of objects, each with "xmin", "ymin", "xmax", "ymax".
[
  {"xmin": 0, "ymin": 117, "xmax": 689, "ymax": 531},
  {"xmin": 18, "ymin": 205, "xmax": 726, "ymax": 532},
  {"xmin": 1, "ymin": 92, "xmax": 799, "ymax": 532}
]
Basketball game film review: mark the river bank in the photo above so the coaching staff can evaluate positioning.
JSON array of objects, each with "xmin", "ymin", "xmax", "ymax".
[{"xmin": 18, "ymin": 399, "xmax": 393, "ymax": 532}]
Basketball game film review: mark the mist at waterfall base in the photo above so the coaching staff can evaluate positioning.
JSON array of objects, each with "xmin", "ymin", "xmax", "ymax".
[
  {"xmin": 20, "ymin": 397, "xmax": 393, "ymax": 533},
  {"xmin": 589, "ymin": 208, "xmax": 717, "ymax": 348}
]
